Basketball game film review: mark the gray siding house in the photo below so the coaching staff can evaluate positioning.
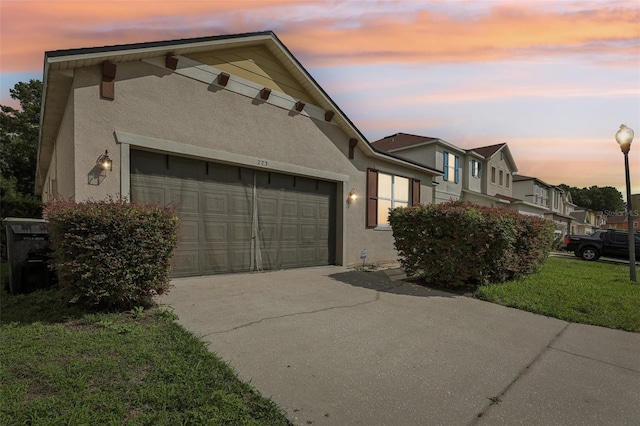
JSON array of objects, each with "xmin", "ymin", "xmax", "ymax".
[{"xmin": 36, "ymin": 31, "xmax": 441, "ymax": 276}]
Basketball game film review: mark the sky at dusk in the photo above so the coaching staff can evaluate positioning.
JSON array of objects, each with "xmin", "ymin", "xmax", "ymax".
[{"xmin": 1, "ymin": 0, "xmax": 639, "ymax": 196}]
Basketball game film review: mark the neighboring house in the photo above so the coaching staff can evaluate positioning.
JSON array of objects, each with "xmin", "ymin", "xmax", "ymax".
[
  {"xmin": 544, "ymin": 186, "xmax": 575, "ymax": 237},
  {"xmin": 370, "ymin": 133, "xmax": 464, "ymax": 203},
  {"xmin": 604, "ymin": 215, "xmax": 640, "ymax": 231},
  {"xmin": 370, "ymin": 135, "xmax": 520, "ymax": 208},
  {"xmin": 570, "ymin": 210, "xmax": 599, "ymax": 235},
  {"xmin": 35, "ymin": 31, "xmax": 441, "ymax": 277},
  {"xmin": 461, "ymin": 143, "xmax": 518, "ymax": 207}
]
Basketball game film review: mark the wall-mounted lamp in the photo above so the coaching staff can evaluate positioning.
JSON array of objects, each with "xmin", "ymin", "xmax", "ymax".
[
  {"xmin": 97, "ymin": 150, "xmax": 112, "ymax": 173},
  {"xmin": 347, "ymin": 188, "xmax": 358, "ymax": 205}
]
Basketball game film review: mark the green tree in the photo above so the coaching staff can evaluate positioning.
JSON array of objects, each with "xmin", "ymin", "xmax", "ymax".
[
  {"xmin": 1, "ymin": 79, "xmax": 42, "ymax": 196},
  {"xmin": 558, "ymin": 184, "xmax": 624, "ymax": 212}
]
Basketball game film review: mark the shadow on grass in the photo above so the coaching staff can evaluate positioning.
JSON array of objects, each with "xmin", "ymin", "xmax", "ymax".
[
  {"xmin": 329, "ymin": 269, "xmax": 457, "ymax": 298},
  {"xmin": 1, "ymin": 288, "xmax": 86, "ymax": 325}
]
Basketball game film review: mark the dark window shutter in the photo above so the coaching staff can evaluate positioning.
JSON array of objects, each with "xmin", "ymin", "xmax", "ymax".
[
  {"xmin": 454, "ymin": 155, "xmax": 460, "ymax": 183},
  {"xmin": 366, "ymin": 169, "xmax": 378, "ymax": 227},
  {"xmin": 412, "ymin": 179, "xmax": 421, "ymax": 206},
  {"xmin": 443, "ymin": 152, "xmax": 449, "ymax": 181}
]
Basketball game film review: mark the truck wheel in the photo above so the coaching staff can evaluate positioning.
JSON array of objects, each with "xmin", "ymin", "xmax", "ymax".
[{"xmin": 579, "ymin": 247, "xmax": 599, "ymax": 261}]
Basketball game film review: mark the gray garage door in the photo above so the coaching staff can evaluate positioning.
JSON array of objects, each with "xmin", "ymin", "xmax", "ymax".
[{"xmin": 130, "ymin": 150, "xmax": 336, "ymax": 277}]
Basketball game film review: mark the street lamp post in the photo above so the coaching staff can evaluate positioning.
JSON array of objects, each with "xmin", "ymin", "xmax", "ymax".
[{"xmin": 615, "ymin": 124, "xmax": 636, "ymax": 282}]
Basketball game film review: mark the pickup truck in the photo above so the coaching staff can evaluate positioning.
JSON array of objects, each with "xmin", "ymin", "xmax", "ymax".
[{"xmin": 562, "ymin": 230, "xmax": 640, "ymax": 261}]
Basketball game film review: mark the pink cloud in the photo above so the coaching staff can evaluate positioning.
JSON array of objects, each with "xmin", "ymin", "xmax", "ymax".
[{"xmin": 1, "ymin": 1, "xmax": 638, "ymax": 73}]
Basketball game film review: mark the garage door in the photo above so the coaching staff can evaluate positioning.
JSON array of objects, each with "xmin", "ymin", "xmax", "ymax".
[{"xmin": 130, "ymin": 150, "xmax": 336, "ymax": 277}]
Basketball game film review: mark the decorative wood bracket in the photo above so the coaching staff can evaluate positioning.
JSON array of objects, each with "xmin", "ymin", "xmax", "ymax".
[
  {"xmin": 325, "ymin": 110, "xmax": 335, "ymax": 122},
  {"xmin": 101, "ymin": 61, "xmax": 117, "ymax": 101},
  {"xmin": 294, "ymin": 100, "xmax": 305, "ymax": 112},
  {"xmin": 165, "ymin": 54, "xmax": 179, "ymax": 70},
  {"xmin": 217, "ymin": 72, "xmax": 230, "ymax": 86},
  {"xmin": 349, "ymin": 138, "xmax": 358, "ymax": 159},
  {"xmin": 260, "ymin": 87, "xmax": 272, "ymax": 100}
]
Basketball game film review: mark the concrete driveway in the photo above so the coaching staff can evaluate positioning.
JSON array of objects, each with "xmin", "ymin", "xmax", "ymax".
[{"xmin": 159, "ymin": 266, "xmax": 640, "ymax": 426}]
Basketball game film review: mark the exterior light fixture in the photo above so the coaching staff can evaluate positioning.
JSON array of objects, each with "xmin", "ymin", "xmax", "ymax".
[
  {"xmin": 97, "ymin": 150, "xmax": 112, "ymax": 173},
  {"xmin": 615, "ymin": 124, "xmax": 636, "ymax": 282},
  {"xmin": 348, "ymin": 189, "xmax": 358, "ymax": 205}
]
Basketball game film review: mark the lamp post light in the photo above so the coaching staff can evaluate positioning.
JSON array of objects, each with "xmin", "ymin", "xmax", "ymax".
[{"xmin": 615, "ymin": 124, "xmax": 636, "ymax": 282}]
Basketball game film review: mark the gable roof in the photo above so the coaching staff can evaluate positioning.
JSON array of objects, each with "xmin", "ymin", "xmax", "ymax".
[
  {"xmin": 371, "ymin": 133, "xmax": 439, "ymax": 151},
  {"xmin": 37, "ymin": 31, "xmax": 441, "ymax": 193},
  {"xmin": 371, "ymin": 132, "xmax": 466, "ymax": 156},
  {"xmin": 468, "ymin": 143, "xmax": 505, "ymax": 159}
]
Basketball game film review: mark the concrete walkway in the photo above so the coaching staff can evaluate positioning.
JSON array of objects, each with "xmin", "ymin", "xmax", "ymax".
[{"xmin": 159, "ymin": 266, "xmax": 640, "ymax": 426}]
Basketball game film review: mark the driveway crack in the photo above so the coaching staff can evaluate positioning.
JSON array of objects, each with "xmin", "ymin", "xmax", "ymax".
[
  {"xmin": 468, "ymin": 322, "xmax": 571, "ymax": 425},
  {"xmin": 202, "ymin": 293, "xmax": 381, "ymax": 336}
]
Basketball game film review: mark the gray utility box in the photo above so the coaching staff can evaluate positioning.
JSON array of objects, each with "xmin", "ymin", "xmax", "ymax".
[{"xmin": 3, "ymin": 217, "xmax": 54, "ymax": 294}]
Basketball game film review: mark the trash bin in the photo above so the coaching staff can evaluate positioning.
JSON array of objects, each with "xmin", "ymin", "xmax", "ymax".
[{"xmin": 3, "ymin": 217, "xmax": 55, "ymax": 294}]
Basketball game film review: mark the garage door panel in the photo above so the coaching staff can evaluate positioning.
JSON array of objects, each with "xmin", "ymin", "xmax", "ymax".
[
  {"xmin": 257, "ymin": 197, "xmax": 278, "ymax": 218},
  {"xmin": 230, "ymin": 195, "xmax": 251, "ymax": 216},
  {"xmin": 131, "ymin": 150, "xmax": 336, "ymax": 276},
  {"xmin": 200, "ymin": 249, "xmax": 230, "ymax": 273},
  {"xmin": 280, "ymin": 224, "xmax": 299, "ymax": 242},
  {"xmin": 177, "ymin": 220, "xmax": 200, "ymax": 244},
  {"xmin": 130, "ymin": 183, "xmax": 165, "ymax": 205},
  {"xmin": 229, "ymin": 249, "xmax": 251, "ymax": 271},
  {"xmin": 279, "ymin": 247, "xmax": 299, "ymax": 267},
  {"xmin": 171, "ymin": 250, "xmax": 200, "ymax": 276},
  {"xmin": 300, "ymin": 225, "xmax": 316, "ymax": 242},
  {"xmin": 202, "ymin": 221, "xmax": 228, "ymax": 242},
  {"xmin": 168, "ymin": 188, "xmax": 199, "ymax": 214},
  {"xmin": 201, "ymin": 192, "xmax": 229, "ymax": 215}
]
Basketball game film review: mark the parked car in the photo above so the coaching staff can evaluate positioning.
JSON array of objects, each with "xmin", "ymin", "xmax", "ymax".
[{"xmin": 562, "ymin": 230, "xmax": 640, "ymax": 261}]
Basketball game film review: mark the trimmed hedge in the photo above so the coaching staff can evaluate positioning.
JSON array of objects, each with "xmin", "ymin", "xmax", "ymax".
[
  {"xmin": 44, "ymin": 198, "xmax": 179, "ymax": 309},
  {"xmin": 389, "ymin": 201, "xmax": 555, "ymax": 288}
]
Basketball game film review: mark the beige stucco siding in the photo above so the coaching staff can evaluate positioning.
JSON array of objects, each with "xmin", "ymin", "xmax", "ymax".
[
  {"xmin": 185, "ymin": 46, "xmax": 315, "ymax": 104},
  {"xmin": 486, "ymin": 155, "xmax": 513, "ymax": 197},
  {"xmin": 69, "ymin": 59, "xmax": 434, "ymax": 266},
  {"xmin": 43, "ymin": 90, "xmax": 75, "ymax": 201}
]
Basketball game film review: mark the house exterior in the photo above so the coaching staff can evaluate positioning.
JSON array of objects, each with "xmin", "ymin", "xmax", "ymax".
[
  {"xmin": 461, "ymin": 143, "xmax": 518, "ymax": 208},
  {"xmin": 370, "ymin": 133, "xmax": 464, "ymax": 203},
  {"xmin": 604, "ymin": 215, "xmax": 640, "ymax": 231},
  {"xmin": 370, "ymin": 135, "xmax": 520, "ymax": 209},
  {"xmin": 35, "ymin": 31, "xmax": 441, "ymax": 277}
]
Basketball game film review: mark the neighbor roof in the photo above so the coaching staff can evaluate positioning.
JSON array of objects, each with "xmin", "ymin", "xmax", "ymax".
[
  {"xmin": 37, "ymin": 31, "xmax": 441, "ymax": 193},
  {"xmin": 467, "ymin": 143, "xmax": 505, "ymax": 159},
  {"xmin": 371, "ymin": 133, "xmax": 439, "ymax": 151}
]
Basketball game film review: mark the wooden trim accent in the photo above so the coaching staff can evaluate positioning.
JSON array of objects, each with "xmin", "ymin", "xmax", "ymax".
[
  {"xmin": 165, "ymin": 55, "xmax": 179, "ymax": 70},
  {"xmin": 100, "ymin": 61, "xmax": 116, "ymax": 100},
  {"xmin": 349, "ymin": 138, "xmax": 358, "ymax": 160},
  {"xmin": 260, "ymin": 87, "xmax": 271, "ymax": 100},
  {"xmin": 217, "ymin": 72, "xmax": 230, "ymax": 86},
  {"xmin": 294, "ymin": 100, "xmax": 305, "ymax": 112},
  {"xmin": 411, "ymin": 179, "xmax": 421, "ymax": 206},
  {"xmin": 367, "ymin": 169, "xmax": 378, "ymax": 227},
  {"xmin": 324, "ymin": 110, "xmax": 335, "ymax": 122}
]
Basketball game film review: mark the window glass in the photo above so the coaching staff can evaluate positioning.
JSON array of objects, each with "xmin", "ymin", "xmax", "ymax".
[
  {"xmin": 491, "ymin": 167, "xmax": 496, "ymax": 183},
  {"xmin": 377, "ymin": 173, "xmax": 410, "ymax": 226},
  {"xmin": 499, "ymin": 170, "xmax": 504, "ymax": 186},
  {"xmin": 395, "ymin": 176, "xmax": 409, "ymax": 201},
  {"xmin": 378, "ymin": 173, "xmax": 392, "ymax": 199}
]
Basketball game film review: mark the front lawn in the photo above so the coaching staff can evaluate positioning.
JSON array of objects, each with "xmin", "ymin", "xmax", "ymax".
[
  {"xmin": 0, "ymin": 288, "xmax": 292, "ymax": 425},
  {"xmin": 476, "ymin": 257, "xmax": 640, "ymax": 332}
]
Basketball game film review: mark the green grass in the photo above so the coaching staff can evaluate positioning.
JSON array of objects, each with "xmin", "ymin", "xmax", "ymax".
[
  {"xmin": 0, "ymin": 287, "xmax": 292, "ymax": 425},
  {"xmin": 476, "ymin": 257, "xmax": 640, "ymax": 332}
]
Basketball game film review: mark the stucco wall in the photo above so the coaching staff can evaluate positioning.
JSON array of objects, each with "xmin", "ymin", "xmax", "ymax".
[
  {"xmin": 43, "ymin": 91, "xmax": 75, "ymax": 201},
  {"xmin": 68, "ymin": 59, "xmax": 434, "ymax": 267},
  {"xmin": 465, "ymin": 155, "xmax": 482, "ymax": 193},
  {"xmin": 486, "ymin": 154, "xmax": 513, "ymax": 197}
]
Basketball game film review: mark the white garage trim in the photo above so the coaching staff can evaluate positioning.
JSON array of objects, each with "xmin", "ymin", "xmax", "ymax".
[{"xmin": 115, "ymin": 131, "xmax": 350, "ymax": 185}]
